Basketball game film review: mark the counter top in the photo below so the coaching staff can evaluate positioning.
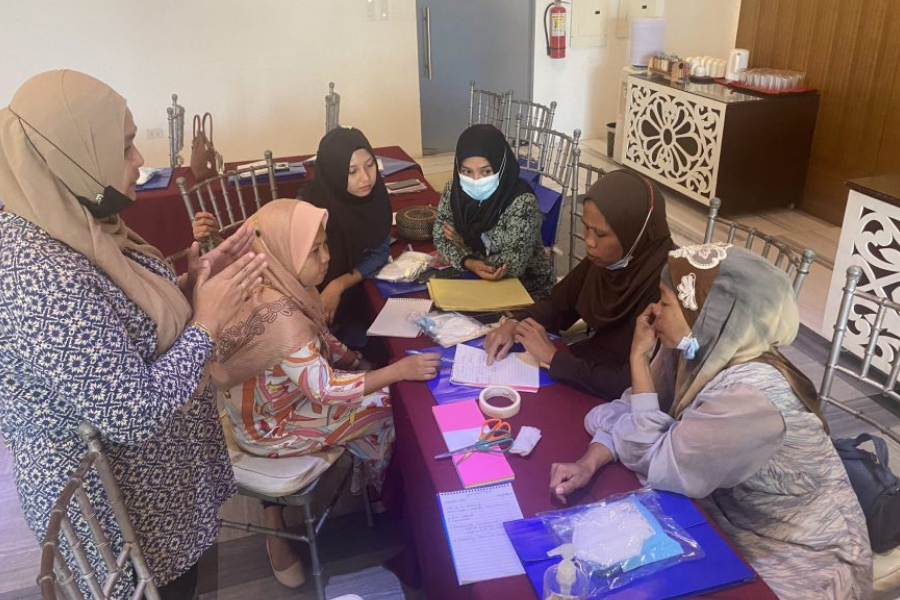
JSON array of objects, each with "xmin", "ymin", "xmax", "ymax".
[
  {"xmin": 846, "ymin": 173, "xmax": 900, "ymax": 207},
  {"xmin": 629, "ymin": 72, "xmax": 764, "ymax": 104}
]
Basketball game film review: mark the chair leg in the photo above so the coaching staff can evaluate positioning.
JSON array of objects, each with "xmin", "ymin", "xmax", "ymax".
[
  {"xmin": 304, "ymin": 502, "xmax": 326, "ymax": 600},
  {"xmin": 362, "ymin": 476, "xmax": 374, "ymax": 529}
]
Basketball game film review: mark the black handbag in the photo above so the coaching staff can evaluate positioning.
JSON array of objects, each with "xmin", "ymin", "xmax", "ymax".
[{"xmin": 834, "ymin": 433, "xmax": 900, "ymax": 552}]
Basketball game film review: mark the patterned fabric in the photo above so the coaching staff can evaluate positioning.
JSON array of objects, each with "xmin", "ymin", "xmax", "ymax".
[
  {"xmin": 587, "ymin": 359, "xmax": 872, "ymax": 599},
  {"xmin": 224, "ymin": 330, "xmax": 394, "ymax": 492},
  {"xmin": 433, "ymin": 181, "xmax": 553, "ymax": 299},
  {"xmin": 0, "ymin": 212, "xmax": 235, "ymax": 597}
]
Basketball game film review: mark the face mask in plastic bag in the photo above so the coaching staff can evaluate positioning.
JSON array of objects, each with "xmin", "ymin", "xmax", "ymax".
[
  {"xmin": 572, "ymin": 500, "xmax": 655, "ymax": 568},
  {"xmin": 415, "ymin": 311, "xmax": 491, "ymax": 347},
  {"xmin": 376, "ymin": 251, "xmax": 434, "ymax": 282}
]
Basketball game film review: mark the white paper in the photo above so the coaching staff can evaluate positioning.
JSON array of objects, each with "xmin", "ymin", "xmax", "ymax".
[
  {"xmin": 366, "ymin": 298, "xmax": 432, "ymax": 338},
  {"xmin": 450, "ymin": 344, "xmax": 539, "ymax": 391},
  {"xmin": 441, "ymin": 427, "xmax": 482, "ymax": 453},
  {"xmin": 437, "ymin": 484, "xmax": 525, "ymax": 585}
]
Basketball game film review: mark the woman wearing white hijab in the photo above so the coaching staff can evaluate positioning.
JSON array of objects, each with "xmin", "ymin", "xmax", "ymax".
[{"xmin": 0, "ymin": 70, "xmax": 266, "ymax": 598}]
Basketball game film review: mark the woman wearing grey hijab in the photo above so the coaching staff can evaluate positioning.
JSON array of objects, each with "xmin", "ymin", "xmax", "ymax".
[{"xmin": 550, "ymin": 243, "xmax": 871, "ymax": 599}]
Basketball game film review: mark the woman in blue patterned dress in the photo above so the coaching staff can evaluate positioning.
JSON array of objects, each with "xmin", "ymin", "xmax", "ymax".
[
  {"xmin": 550, "ymin": 243, "xmax": 872, "ymax": 598},
  {"xmin": 0, "ymin": 70, "xmax": 267, "ymax": 598}
]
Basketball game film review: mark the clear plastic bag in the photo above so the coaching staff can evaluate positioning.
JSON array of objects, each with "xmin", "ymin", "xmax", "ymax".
[
  {"xmin": 376, "ymin": 251, "xmax": 434, "ymax": 282},
  {"xmin": 537, "ymin": 489, "xmax": 703, "ymax": 596},
  {"xmin": 414, "ymin": 311, "xmax": 491, "ymax": 347}
]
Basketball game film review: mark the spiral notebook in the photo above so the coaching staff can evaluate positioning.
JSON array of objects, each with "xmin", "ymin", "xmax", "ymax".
[{"xmin": 366, "ymin": 297, "xmax": 433, "ymax": 338}]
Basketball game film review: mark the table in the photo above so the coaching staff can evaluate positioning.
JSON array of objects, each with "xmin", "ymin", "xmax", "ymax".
[
  {"xmin": 125, "ymin": 146, "xmax": 425, "ymax": 260},
  {"xmin": 361, "ymin": 258, "xmax": 776, "ymax": 597}
]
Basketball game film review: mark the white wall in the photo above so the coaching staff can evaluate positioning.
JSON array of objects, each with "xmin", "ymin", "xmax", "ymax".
[
  {"xmin": 0, "ymin": 1, "xmax": 423, "ymax": 167},
  {"xmin": 532, "ymin": 0, "xmax": 742, "ymax": 142}
]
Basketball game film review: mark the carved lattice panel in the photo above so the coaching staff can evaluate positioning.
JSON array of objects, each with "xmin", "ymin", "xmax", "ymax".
[
  {"xmin": 823, "ymin": 190, "xmax": 900, "ymax": 376},
  {"xmin": 622, "ymin": 77, "xmax": 725, "ymax": 205}
]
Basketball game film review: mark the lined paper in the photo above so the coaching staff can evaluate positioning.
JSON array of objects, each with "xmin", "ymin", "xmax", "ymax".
[
  {"xmin": 450, "ymin": 344, "xmax": 539, "ymax": 392},
  {"xmin": 366, "ymin": 298, "xmax": 432, "ymax": 338},
  {"xmin": 438, "ymin": 484, "xmax": 525, "ymax": 584}
]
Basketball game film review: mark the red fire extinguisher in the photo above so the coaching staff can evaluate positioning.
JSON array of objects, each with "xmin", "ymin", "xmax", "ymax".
[{"xmin": 544, "ymin": 1, "xmax": 567, "ymax": 59}]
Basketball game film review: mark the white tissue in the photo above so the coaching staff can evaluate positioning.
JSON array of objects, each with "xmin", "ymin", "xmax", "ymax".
[
  {"xmin": 509, "ymin": 426, "xmax": 542, "ymax": 456},
  {"xmin": 572, "ymin": 502, "xmax": 654, "ymax": 568}
]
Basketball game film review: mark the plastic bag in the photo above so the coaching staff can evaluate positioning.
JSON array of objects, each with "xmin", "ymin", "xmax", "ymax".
[
  {"xmin": 376, "ymin": 251, "xmax": 434, "ymax": 282},
  {"xmin": 414, "ymin": 311, "xmax": 491, "ymax": 347},
  {"xmin": 538, "ymin": 489, "xmax": 703, "ymax": 595}
]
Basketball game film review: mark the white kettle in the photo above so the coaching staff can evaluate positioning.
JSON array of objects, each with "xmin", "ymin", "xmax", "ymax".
[{"xmin": 726, "ymin": 49, "xmax": 750, "ymax": 82}]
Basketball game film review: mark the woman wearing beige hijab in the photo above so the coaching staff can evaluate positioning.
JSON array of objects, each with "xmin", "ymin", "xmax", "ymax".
[
  {"xmin": 0, "ymin": 70, "xmax": 267, "ymax": 598},
  {"xmin": 212, "ymin": 199, "xmax": 439, "ymax": 588},
  {"xmin": 549, "ymin": 243, "xmax": 871, "ymax": 599}
]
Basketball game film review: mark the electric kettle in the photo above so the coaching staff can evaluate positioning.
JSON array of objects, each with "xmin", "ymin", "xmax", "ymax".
[{"xmin": 726, "ymin": 49, "xmax": 750, "ymax": 82}]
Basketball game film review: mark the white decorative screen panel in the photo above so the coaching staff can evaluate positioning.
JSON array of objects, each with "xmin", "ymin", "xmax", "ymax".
[
  {"xmin": 824, "ymin": 190, "xmax": 900, "ymax": 376},
  {"xmin": 622, "ymin": 77, "xmax": 725, "ymax": 205}
]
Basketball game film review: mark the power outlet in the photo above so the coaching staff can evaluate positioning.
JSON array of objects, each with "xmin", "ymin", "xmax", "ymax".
[
  {"xmin": 146, "ymin": 128, "xmax": 165, "ymax": 140},
  {"xmin": 616, "ymin": 0, "xmax": 663, "ymax": 38}
]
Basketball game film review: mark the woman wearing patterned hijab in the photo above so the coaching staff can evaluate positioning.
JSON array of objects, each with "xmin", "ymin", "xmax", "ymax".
[
  {"xmin": 0, "ymin": 70, "xmax": 266, "ymax": 598},
  {"xmin": 432, "ymin": 124, "xmax": 553, "ymax": 298},
  {"xmin": 550, "ymin": 243, "xmax": 871, "ymax": 598}
]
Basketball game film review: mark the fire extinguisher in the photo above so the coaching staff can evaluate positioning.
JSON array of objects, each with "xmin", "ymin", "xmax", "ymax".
[{"xmin": 544, "ymin": 1, "xmax": 567, "ymax": 59}]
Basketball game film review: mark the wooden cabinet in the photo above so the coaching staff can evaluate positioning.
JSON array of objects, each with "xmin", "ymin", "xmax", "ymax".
[{"xmin": 622, "ymin": 73, "xmax": 819, "ymax": 215}]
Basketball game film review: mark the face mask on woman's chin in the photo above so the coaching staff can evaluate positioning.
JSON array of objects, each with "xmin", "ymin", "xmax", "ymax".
[
  {"xmin": 459, "ymin": 172, "xmax": 500, "ymax": 202},
  {"xmin": 605, "ymin": 253, "xmax": 633, "ymax": 271}
]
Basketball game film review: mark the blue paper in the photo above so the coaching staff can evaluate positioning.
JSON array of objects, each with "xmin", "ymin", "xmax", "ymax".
[
  {"xmin": 504, "ymin": 492, "xmax": 756, "ymax": 599},
  {"xmin": 135, "ymin": 167, "xmax": 173, "ymax": 191},
  {"xmin": 425, "ymin": 337, "xmax": 557, "ymax": 405},
  {"xmin": 378, "ymin": 155, "xmax": 418, "ymax": 177}
]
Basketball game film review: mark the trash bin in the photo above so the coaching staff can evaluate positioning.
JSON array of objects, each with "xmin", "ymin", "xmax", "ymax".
[{"xmin": 606, "ymin": 122, "xmax": 616, "ymax": 158}]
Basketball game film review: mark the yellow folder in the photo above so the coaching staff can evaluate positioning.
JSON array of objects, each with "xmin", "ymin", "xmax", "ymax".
[{"xmin": 426, "ymin": 278, "xmax": 534, "ymax": 312}]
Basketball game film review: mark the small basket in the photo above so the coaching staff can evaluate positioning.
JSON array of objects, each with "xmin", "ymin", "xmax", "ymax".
[{"xmin": 396, "ymin": 205, "xmax": 437, "ymax": 241}]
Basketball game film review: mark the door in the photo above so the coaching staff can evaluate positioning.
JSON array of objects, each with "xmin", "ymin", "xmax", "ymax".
[{"xmin": 417, "ymin": 0, "xmax": 534, "ymax": 154}]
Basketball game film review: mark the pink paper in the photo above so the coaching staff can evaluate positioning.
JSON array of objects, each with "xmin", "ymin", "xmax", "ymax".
[{"xmin": 432, "ymin": 400, "xmax": 515, "ymax": 488}]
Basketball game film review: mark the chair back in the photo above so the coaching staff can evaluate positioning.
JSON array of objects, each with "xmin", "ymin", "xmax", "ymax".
[
  {"xmin": 166, "ymin": 93, "xmax": 185, "ymax": 169},
  {"xmin": 505, "ymin": 98, "xmax": 556, "ymax": 150},
  {"xmin": 566, "ymin": 148, "xmax": 606, "ymax": 272},
  {"xmin": 325, "ymin": 82, "xmax": 341, "ymax": 133},
  {"xmin": 703, "ymin": 197, "xmax": 815, "ymax": 297},
  {"xmin": 38, "ymin": 423, "xmax": 160, "ymax": 600},
  {"xmin": 820, "ymin": 266, "xmax": 900, "ymax": 447},
  {"xmin": 512, "ymin": 119, "xmax": 580, "ymax": 273},
  {"xmin": 176, "ymin": 150, "xmax": 279, "ymax": 252},
  {"xmin": 468, "ymin": 81, "xmax": 512, "ymax": 131}
]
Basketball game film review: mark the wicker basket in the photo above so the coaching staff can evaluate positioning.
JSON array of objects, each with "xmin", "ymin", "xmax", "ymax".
[{"xmin": 396, "ymin": 205, "xmax": 437, "ymax": 241}]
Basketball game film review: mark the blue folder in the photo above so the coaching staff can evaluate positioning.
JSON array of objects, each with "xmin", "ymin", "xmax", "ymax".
[
  {"xmin": 534, "ymin": 183, "xmax": 563, "ymax": 248},
  {"xmin": 424, "ymin": 337, "xmax": 557, "ymax": 404},
  {"xmin": 503, "ymin": 491, "xmax": 756, "ymax": 599},
  {"xmin": 375, "ymin": 279, "xmax": 428, "ymax": 298},
  {"xmin": 135, "ymin": 167, "xmax": 173, "ymax": 191},
  {"xmin": 378, "ymin": 155, "xmax": 418, "ymax": 177}
]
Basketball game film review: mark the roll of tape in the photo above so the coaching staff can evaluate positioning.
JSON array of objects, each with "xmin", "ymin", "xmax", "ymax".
[{"xmin": 478, "ymin": 386, "xmax": 521, "ymax": 419}]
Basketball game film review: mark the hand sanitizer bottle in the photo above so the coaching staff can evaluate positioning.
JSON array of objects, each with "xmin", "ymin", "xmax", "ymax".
[{"xmin": 543, "ymin": 543, "xmax": 588, "ymax": 600}]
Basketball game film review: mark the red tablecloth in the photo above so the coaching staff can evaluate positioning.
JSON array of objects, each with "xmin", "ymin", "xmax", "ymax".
[
  {"xmin": 361, "ymin": 271, "xmax": 776, "ymax": 598},
  {"xmin": 125, "ymin": 146, "xmax": 425, "ymax": 259}
]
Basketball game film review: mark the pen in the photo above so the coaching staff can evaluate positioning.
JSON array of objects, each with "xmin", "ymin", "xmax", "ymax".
[{"xmin": 405, "ymin": 349, "xmax": 454, "ymax": 364}]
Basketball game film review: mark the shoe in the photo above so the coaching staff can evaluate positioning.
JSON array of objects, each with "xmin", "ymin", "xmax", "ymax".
[{"xmin": 265, "ymin": 537, "xmax": 306, "ymax": 589}]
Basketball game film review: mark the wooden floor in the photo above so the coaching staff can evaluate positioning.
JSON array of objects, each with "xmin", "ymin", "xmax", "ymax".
[{"xmin": 2, "ymin": 140, "xmax": 899, "ymax": 599}]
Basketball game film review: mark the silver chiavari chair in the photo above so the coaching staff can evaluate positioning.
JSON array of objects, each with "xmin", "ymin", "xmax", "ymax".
[
  {"xmin": 505, "ymin": 98, "xmax": 556, "ymax": 152},
  {"xmin": 468, "ymin": 81, "xmax": 512, "ymax": 131},
  {"xmin": 175, "ymin": 150, "xmax": 279, "ymax": 256},
  {"xmin": 704, "ymin": 197, "xmax": 815, "ymax": 297},
  {"xmin": 513, "ymin": 115, "xmax": 581, "ymax": 274},
  {"xmin": 38, "ymin": 423, "xmax": 160, "ymax": 600},
  {"xmin": 166, "ymin": 94, "xmax": 185, "ymax": 169},
  {"xmin": 325, "ymin": 82, "xmax": 341, "ymax": 133},
  {"xmin": 566, "ymin": 148, "xmax": 607, "ymax": 272}
]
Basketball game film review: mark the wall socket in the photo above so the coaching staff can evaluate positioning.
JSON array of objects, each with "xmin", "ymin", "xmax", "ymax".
[
  {"xmin": 146, "ymin": 128, "xmax": 165, "ymax": 140},
  {"xmin": 616, "ymin": 0, "xmax": 663, "ymax": 38}
]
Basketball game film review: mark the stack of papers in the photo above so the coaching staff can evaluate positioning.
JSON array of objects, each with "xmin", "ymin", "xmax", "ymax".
[
  {"xmin": 450, "ymin": 344, "xmax": 539, "ymax": 393},
  {"xmin": 426, "ymin": 278, "xmax": 534, "ymax": 312},
  {"xmin": 366, "ymin": 298, "xmax": 432, "ymax": 338}
]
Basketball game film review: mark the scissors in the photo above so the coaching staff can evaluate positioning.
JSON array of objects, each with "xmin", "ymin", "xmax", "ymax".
[{"xmin": 434, "ymin": 419, "xmax": 514, "ymax": 461}]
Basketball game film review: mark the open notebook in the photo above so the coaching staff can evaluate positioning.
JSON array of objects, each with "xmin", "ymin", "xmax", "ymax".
[
  {"xmin": 450, "ymin": 344, "xmax": 539, "ymax": 393},
  {"xmin": 366, "ymin": 298, "xmax": 432, "ymax": 338}
]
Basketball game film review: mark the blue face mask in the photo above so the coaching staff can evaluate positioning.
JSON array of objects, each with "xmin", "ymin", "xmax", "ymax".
[{"xmin": 459, "ymin": 171, "xmax": 501, "ymax": 202}]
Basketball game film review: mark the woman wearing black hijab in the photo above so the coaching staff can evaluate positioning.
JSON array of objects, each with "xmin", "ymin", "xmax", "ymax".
[
  {"xmin": 432, "ymin": 124, "xmax": 553, "ymax": 298},
  {"xmin": 300, "ymin": 127, "xmax": 392, "ymax": 346},
  {"xmin": 484, "ymin": 170, "xmax": 676, "ymax": 400}
]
